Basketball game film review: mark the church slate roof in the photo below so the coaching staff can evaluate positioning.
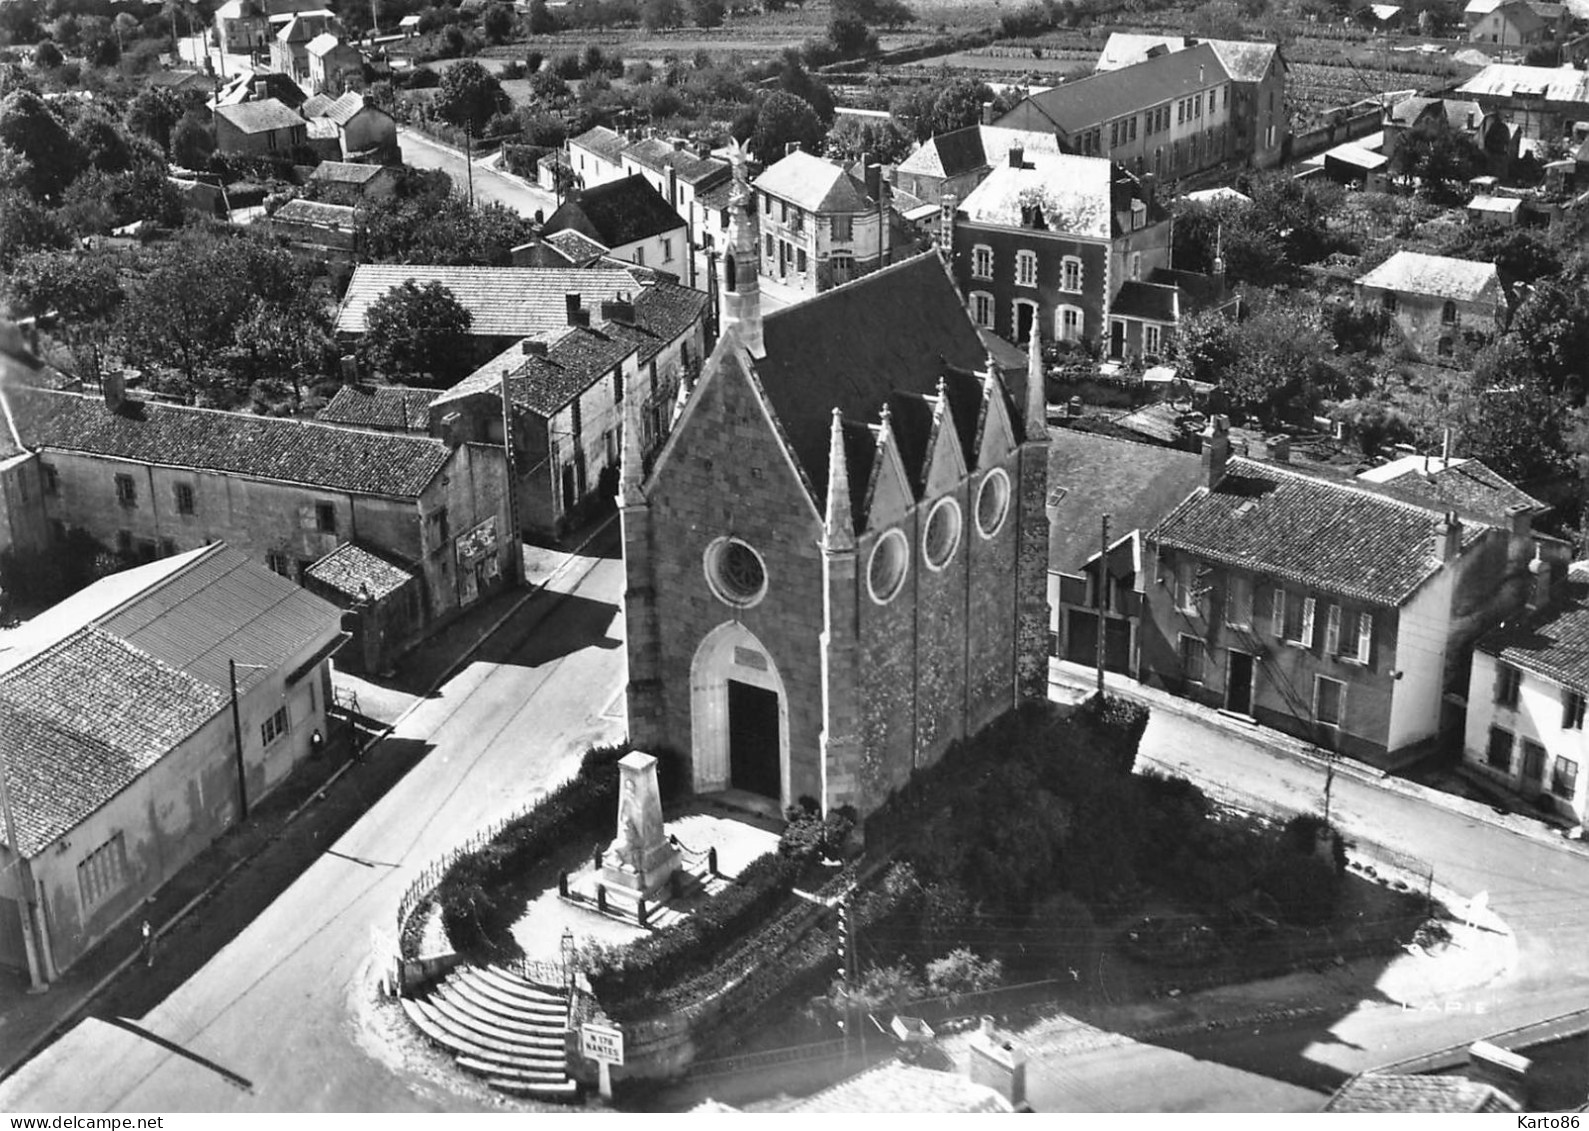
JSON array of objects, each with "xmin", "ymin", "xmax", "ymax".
[
  {"xmin": 754, "ymin": 252, "xmax": 991, "ymax": 505},
  {"xmin": 6, "ymin": 387, "xmax": 450, "ymax": 498}
]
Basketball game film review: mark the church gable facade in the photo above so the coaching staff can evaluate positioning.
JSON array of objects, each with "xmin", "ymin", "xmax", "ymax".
[{"xmin": 621, "ymin": 151, "xmax": 1050, "ymax": 820}]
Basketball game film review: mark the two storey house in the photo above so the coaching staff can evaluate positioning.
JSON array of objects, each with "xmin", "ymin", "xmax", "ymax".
[{"xmin": 751, "ymin": 148, "xmax": 890, "ymax": 295}]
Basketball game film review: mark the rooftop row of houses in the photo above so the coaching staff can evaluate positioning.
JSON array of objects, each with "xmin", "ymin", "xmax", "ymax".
[{"xmin": 213, "ymin": 90, "xmax": 397, "ymax": 164}]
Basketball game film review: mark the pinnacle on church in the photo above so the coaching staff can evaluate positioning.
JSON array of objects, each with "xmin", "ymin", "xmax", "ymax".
[
  {"xmin": 823, "ymin": 407, "xmax": 854, "ymax": 551},
  {"xmin": 619, "ymin": 368, "xmax": 647, "ymax": 506},
  {"xmin": 1026, "ymin": 321, "xmax": 1046, "ymax": 440}
]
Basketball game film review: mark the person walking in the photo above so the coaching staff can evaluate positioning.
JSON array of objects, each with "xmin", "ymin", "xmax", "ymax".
[{"xmin": 141, "ymin": 920, "xmax": 154, "ymax": 968}]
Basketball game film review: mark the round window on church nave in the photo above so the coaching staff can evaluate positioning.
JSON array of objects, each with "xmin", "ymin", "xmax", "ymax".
[
  {"xmin": 976, "ymin": 468, "xmax": 1011, "ymax": 539},
  {"xmin": 704, "ymin": 537, "xmax": 768, "ymax": 608},
  {"xmin": 868, "ymin": 529, "xmax": 910, "ymax": 605},
  {"xmin": 923, "ymin": 497, "xmax": 962, "ymax": 571}
]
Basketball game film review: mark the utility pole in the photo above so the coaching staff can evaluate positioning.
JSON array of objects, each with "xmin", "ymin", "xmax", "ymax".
[
  {"xmin": 465, "ymin": 125, "xmax": 475, "ymax": 209},
  {"xmin": 1096, "ymin": 513, "xmax": 1110, "ymax": 698},
  {"xmin": 229, "ymin": 659, "xmax": 249, "ymax": 822}
]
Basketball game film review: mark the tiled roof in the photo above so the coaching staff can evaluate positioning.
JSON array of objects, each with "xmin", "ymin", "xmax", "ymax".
[
  {"xmin": 307, "ymin": 31, "xmax": 343, "ymax": 55},
  {"xmin": 272, "ymin": 197, "xmax": 357, "ymax": 228},
  {"xmin": 895, "ymin": 125, "xmax": 1061, "ymax": 181},
  {"xmin": 7, "ymin": 387, "xmax": 450, "ymax": 498},
  {"xmin": 0, "ymin": 626, "xmax": 228, "ymax": 858},
  {"xmin": 753, "ymin": 252, "xmax": 990, "ymax": 508},
  {"xmin": 1049, "ymin": 431, "xmax": 1203, "ymax": 573},
  {"xmin": 305, "ymin": 540, "xmax": 417, "ymax": 601},
  {"xmin": 216, "ymin": 98, "xmax": 306, "ymax": 134},
  {"xmin": 336, "ymin": 265, "xmax": 642, "ymax": 337},
  {"xmin": 1151, "ymin": 455, "xmax": 1489, "ymax": 605},
  {"xmin": 1356, "ymin": 251, "xmax": 1503, "ymax": 303},
  {"xmin": 621, "ymin": 137, "xmax": 730, "ymax": 186},
  {"xmin": 958, "ymin": 149, "xmax": 1117, "ymax": 240},
  {"xmin": 314, "ymin": 91, "xmax": 371, "ymax": 126},
  {"xmin": 784, "ymin": 1061, "xmax": 1011, "ymax": 1113},
  {"xmin": 542, "ymin": 174, "xmax": 686, "ymax": 249},
  {"xmin": 1000, "ymin": 42, "xmax": 1229, "ymax": 134},
  {"xmin": 1361, "ymin": 455, "xmax": 1545, "ymax": 523},
  {"xmin": 215, "ymin": 72, "xmax": 309, "ymax": 109},
  {"xmin": 1096, "ymin": 33, "xmax": 1280, "ymax": 83},
  {"xmin": 544, "ymin": 228, "xmax": 610, "ymax": 262},
  {"xmin": 445, "ymin": 324, "xmax": 637, "ymax": 417},
  {"xmin": 301, "ymin": 92, "xmax": 333, "ymax": 118},
  {"xmin": 1480, "ymin": 568, "xmax": 1589, "ymax": 692},
  {"xmin": 310, "ymin": 160, "xmax": 387, "ymax": 184},
  {"xmin": 1456, "ymin": 63, "xmax": 1589, "ymax": 104},
  {"xmin": 317, "ymin": 384, "xmax": 436, "ymax": 431},
  {"xmin": 754, "ymin": 150, "xmax": 875, "ymax": 213},
  {"xmin": 697, "ymin": 180, "xmax": 734, "ymax": 212},
  {"xmin": 569, "ymin": 125, "xmax": 626, "ymax": 163},
  {"xmin": 1323, "ymin": 1073, "xmax": 1519, "ymax": 1113}
]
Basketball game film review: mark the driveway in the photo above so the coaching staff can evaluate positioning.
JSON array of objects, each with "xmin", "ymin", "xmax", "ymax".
[{"xmin": 398, "ymin": 128, "xmax": 559, "ymax": 220}]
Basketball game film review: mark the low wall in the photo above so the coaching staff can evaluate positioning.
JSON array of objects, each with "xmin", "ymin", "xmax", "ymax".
[{"xmin": 1291, "ymin": 108, "xmax": 1385, "ymax": 162}]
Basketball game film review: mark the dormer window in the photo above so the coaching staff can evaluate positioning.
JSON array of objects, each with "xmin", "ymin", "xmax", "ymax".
[
  {"xmin": 1131, "ymin": 199, "xmax": 1146, "ymax": 231},
  {"xmin": 1020, "ymin": 204, "xmax": 1046, "ymax": 229}
]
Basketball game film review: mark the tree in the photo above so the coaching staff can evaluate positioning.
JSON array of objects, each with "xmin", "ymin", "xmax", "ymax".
[
  {"xmin": 828, "ymin": 12, "xmax": 876, "ymax": 58},
  {"xmin": 69, "ymin": 105, "xmax": 139, "ymax": 174},
  {"xmin": 0, "ymin": 189, "xmax": 67, "ymax": 268},
  {"xmin": 747, "ymin": 90, "xmax": 823, "ymax": 162},
  {"xmin": 833, "ymin": 0, "xmax": 915, "ymax": 27},
  {"xmin": 690, "ymin": 0, "xmax": 724, "ymax": 27},
  {"xmin": 436, "ymin": 59, "xmax": 506, "ymax": 131},
  {"xmin": 232, "ymin": 296, "xmax": 333, "ymax": 410},
  {"xmin": 482, "ymin": 1, "xmax": 514, "ymax": 42},
  {"xmin": 170, "ymin": 112, "xmax": 213, "ymax": 169},
  {"xmin": 0, "ymin": 88, "xmax": 81, "ymax": 199},
  {"xmin": 526, "ymin": 0, "xmax": 557, "ymax": 32},
  {"xmin": 824, "ymin": 114, "xmax": 913, "ymax": 164},
  {"xmin": 925, "ymin": 77, "xmax": 992, "ymax": 138},
  {"xmin": 1507, "ymin": 276, "xmax": 1589, "ymax": 405},
  {"xmin": 126, "ymin": 85, "xmax": 185, "ymax": 153},
  {"xmin": 924, "ymin": 949, "xmax": 1003, "ymax": 997},
  {"xmin": 640, "ymin": 0, "xmax": 682, "ymax": 30},
  {"xmin": 5, "ymin": 248, "xmax": 124, "ymax": 384},
  {"xmin": 358, "ymin": 177, "xmax": 535, "ymax": 265},
  {"xmin": 31, "ymin": 39, "xmax": 62, "ymax": 68},
  {"xmin": 1389, "ymin": 119, "xmax": 1485, "ymax": 202},
  {"xmin": 357, "ymin": 280, "xmax": 474, "ymax": 386}
]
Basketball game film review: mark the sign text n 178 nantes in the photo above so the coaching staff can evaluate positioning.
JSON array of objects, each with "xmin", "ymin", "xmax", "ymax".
[{"xmin": 581, "ymin": 1023, "xmax": 624, "ymax": 1065}]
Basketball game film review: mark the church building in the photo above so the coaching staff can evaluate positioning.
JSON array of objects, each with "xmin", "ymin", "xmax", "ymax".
[{"xmin": 619, "ymin": 150, "xmax": 1051, "ymax": 819}]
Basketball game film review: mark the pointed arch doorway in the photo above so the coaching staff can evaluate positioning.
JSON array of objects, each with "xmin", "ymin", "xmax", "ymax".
[{"xmin": 690, "ymin": 622, "xmax": 789, "ymax": 804}]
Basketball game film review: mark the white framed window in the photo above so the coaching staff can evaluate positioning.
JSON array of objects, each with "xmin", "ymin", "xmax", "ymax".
[
  {"xmin": 1015, "ymin": 250, "xmax": 1038, "ymax": 287},
  {"xmin": 1056, "ymin": 305, "xmax": 1084, "ymax": 342},
  {"xmin": 704, "ymin": 536, "xmax": 768, "ymax": 609},
  {"xmin": 972, "ymin": 244, "xmax": 993, "ymax": 280},
  {"xmin": 975, "ymin": 469, "xmax": 1010, "ymax": 538},
  {"xmin": 922, "ymin": 497, "xmax": 962, "ymax": 571},
  {"xmin": 1553, "ymin": 755, "xmax": 1580, "ymax": 801},
  {"xmin": 1226, "ymin": 574, "xmax": 1251, "ymax": 628},
  {"xmin": 1060, "ymin": 256, "xmax": 1083, "ymax": 293},
  {"xmin": 261, "ymin": 704, "xmax": 290, "ymax": 746},
  {"xmin": 1144, "ymin": 323, "xmax": 1161, "ymax": 354},
  {"xmin": 1130, "ymin": 251, "xmax": 1142, "ymax": 280},
  {"xmin": 1315, "ymin": 676, "xmax": 1345, "ymax": 727},
  {"xmin": 970, "ymin": 291, "xmax": 994, "ymax": 329},
  {"xmin": 1354, "ymin": 610, "xmax": 1373, "ymax": 664},
  {"xmin": 1179, "ymin": 634, "xmax": 1206, "ymax": 682},
  {"xmin": 1496, "ymin": 663, "xmax": 1522, "ymax": 708},
  {"xmin": 1273, "ymin": 587, "xmax": 1316, "ymax": 646},
  {"xmin": 868, "ymin": 529, "xmax": 910, "ymax": 605}
]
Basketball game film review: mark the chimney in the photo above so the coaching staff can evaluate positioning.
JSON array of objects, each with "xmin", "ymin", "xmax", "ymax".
[
  {"xmin": 863, "ymin": 155, "xmax": 881, "ymax": 201},
  {"xmin": 1466, "ymin": 1041, "xmax": 1531, "ymax": 1107},
  {"xmin": 565, "ymin": 293, "xmax": 588, "ymax": 327},
  {"xmin": 981, "ymin": 101, "xmax": 996, "ymax": 125},
  {"xmin": 103, "ymin": 368, "xmax": 126, "ymax": 412},
  {"xmin": 878, "ymin": 171, "xmax": 891, "ymax": 267},
  {"xmin": 785, "ymin": 140, "xmax": 801, "ymax": 156},
  {"xmin": 1008, "ymin": 146, "xmax": 1025, "ymax": 169},
  {"xmin": 1268, "ymin": 435, "xmax": 1290, "ymax": 463},
  {"xmin": 1442, "ymin": 426, "xmax": 1453, "ymax": 468},
  {"xmin": 968, "ymin": 1017, "xmax": 1027, "ymax": 1110},
  {"xmin": 1434, "ymin": 510, "xmax": 1462, "ymax": 562},
  {"xmin": 1506, "ymin": 501, "xmax": 1533, "ymax": 544},
  {"xmin": 938, "ymin": 192, "xmax": 957, "ymax": 250},
  {"xmin": 439, "ymin": 411, "xmax": 466, "ymax": 449},
  {"xmin": 600, "ymin": 295, "xmax": 636, "ymax": 325},
  {"xmin": 1201, "ymin": 414, "xmax": 1230, "ymax": 487},
  {"xmin": 1527, "ymin": 548, "xmax": 1564, "ymax": 611},
  {"xmin": 521, "ymin": 338, "xmax": 549, "ymax": 357}
]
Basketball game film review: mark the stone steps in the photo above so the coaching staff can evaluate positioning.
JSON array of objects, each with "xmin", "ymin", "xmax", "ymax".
[{"xmin": 399, "ymin": 964, "xmax": 577, "ymax": 1103}]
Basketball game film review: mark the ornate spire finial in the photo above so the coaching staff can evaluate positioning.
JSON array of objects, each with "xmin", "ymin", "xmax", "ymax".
[
  {"xmin": 823, "ymin": 407, "xmax": 854, "ymax": 551},
  {"xmin": 1026, "ymin": 319, "xmax": 1046, "ymax": 438}
]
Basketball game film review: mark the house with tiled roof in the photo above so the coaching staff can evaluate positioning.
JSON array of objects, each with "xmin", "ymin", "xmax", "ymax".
[
  {"xmin": 621, "ymin": 144, "xmax": 1049, "ymax": 817},
  {"xmin": 1355, "ymin": 251, "xmax": 1509, "ymax": 364},
  {"xmin": 268, "ymin": 197, "xmax": 358, "ymax": 261},
  {"xmin": 214, "ymin": 98, "xmax": 308, "ymax": 158},
  {"xmin": 1091, "ymin": 33, "xmax": 1289, "ymax": 170},
  {"xmin": 270, "ymin": 10, "xmax": 337, "ymax": 88},
  {"xmin": 213, "ymin": 0, "xmax": 327, "ymax": 54},
  {"xmin": 750, "ymin": 147, "xmax": 891, "ymax": 295},
  {"xmin": 302, "ymin": 90, "xmax": 397, "ymax": 163},
  {"xmin": 1465, "ymin": 0, "xmax": 1566, "ymax": 44},
  {"xmin": 1358, "ymin": 452, "xmax": 1549, "ymax": 524},
  {"xmin": 1454, "ymin": 63, "xmax": 1589, "ymax": 140},
  {"xmin": 213, "ymin": 70, "xmax": 309, "ymax": 111},
  {"xmin": 567, "ymin": 125, "xmax": 628, "ymax": 188},
  {"xmin": 306, "ymin": 32, "xmax": 363, "ymax": 95},
  {"xmin": 1381, "ymin": 96, "xmax": 1518, "ymax": 181},
  {"xmin": 1141, "ymin": 418, "xmax": 1549, "ymax": 766},
  {"xmin": 0, "ymin": 379, "xmax": 515, "ymax": 669},
  {"xmin": 619, "ymin": 136, "xmax": 730, "ymax": 286},
  {"xmin": 893, "ymin": 124, "xmax": 1062, "ymax": 209},
  {"xmin": 539, "ymin": 174, "xmax": 690, "ymax": 277},
  {"xmin": 429, "ymin": 280, "xmax": 709, "ymax": 535},
  {"xmin": 0, "ymin": 544, "xmax": 341, "ymax": 985},
  {"xmin": 316, "ymin": 384, "xmax": 436, "ymax": 434}
]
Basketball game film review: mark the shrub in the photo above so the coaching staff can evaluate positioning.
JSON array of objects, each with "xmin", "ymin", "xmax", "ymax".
[
  {"xmin": 924, "ymin": 948, "xmax": 1003, "ymax": 997},
  {"xmin": 1259, "ymin": 851, "xmax": 1341, "ymax": 927},
  {"xmin": 1279, "ymin": 813, "xmax": 1347, "ymax": 875},
  {"xmin": 778, "ymin": 797, "xmax": 857, "ymax": 863}
]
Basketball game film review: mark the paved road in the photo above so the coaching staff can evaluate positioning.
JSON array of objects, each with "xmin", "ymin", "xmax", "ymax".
[
  {"xmin": 0, "ymin": 544, "xmax": 626, "ymax": 1112},
  {"xmin": 398, "ymin": 128, "xmax": 559, "ymax": 220}
]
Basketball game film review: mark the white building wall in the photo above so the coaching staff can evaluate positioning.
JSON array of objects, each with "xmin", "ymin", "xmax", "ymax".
[
  {"xmin": 1387, "ymin": 570, "xmax": 1452, "ymax": 750},
  {"xmin": 1465, "ymin": 650, "xmax": 1589, "ymax": 821}
]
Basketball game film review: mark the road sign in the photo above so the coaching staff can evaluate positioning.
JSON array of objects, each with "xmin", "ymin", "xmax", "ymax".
[{"xmin": 581, "ymin": 1022, "xmax": 624, "ymax": 1065}]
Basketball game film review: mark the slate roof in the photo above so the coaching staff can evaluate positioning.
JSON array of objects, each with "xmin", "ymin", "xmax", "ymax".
[
  {"xmin": 569, "ymin": 125, "xmax": 626, "ymax": 164},
  {"xmin": 305, "ymin": 540, "xmax": 417, "ymax": 601},
  {"xmin": 0, "ymin": 627, "xmax": 228, "ymax": 858},
  {"xmin": 272, "ymin": 197, "xmax": 356, "ymax": 228},
  {"xmin": 1096, "ymin": 32, "xmax": 1280, "ymax": 83},
  {"xmin": 1360, "ymin": 455, "xmax": 1546, "ymax": 523},
  {"xmin": 1322, "ymin": 1073, "xmax": 1520, "ymax": 1113},
  {"xmin": 540, "ymin": 174, "xmax": 686, "ymax": 250},
  {"xmin": 895, "ymin": 124, "xmax": 1062, "ymax": 181},
  {"xmin": 1048, "ymin": 432, "xmax": 1203, "ymax": 573},
  {"xmin": 6, "ymin": 387, "xmax": 451, "ymax": 498},
  {"xmin": 1112, "ymin": 280, "xmax": 1179, "ymax": 322},
  {"xmin": 752, "ymin": 252, "xmax": 990, "ymax": 507},
  {"xmin": 307, "ymin": 31, "xmax": 344, "ymax": 55},
  {"xmin": 215, "ymin": 98, "xmax": 306, "ymax": 134},
  {"xmin": 1479, "ymin": 567, "xmax": 1589, "ymax": 692},
  {"xmin": 336, "ymin": 265, "xmax": 642, "ymax": 337},
  {"xmin": 215, "ymin": 72, "xmax": 309, "ymax": 109},
  {"xmin": 301, "ymin": 92, "xmax": 333, "ymax": 118},
  {"xmin": 310, "ymin": 160, "xmax": 387, "ymax": 184},
  {"xmin": 621, "ymin": 137, "xmax": 730, "ymax": 186},
  {"xmin": 543, "ymin": 228, "xmax": 611, "ymax": 262},
  {"xmin": 1150, "ymin": 267, "xmax": 1236, "ymax": 315},
  {"xmin": 314, "ymin": 91, "xmax": 371, "ymax": 126},
  {"xmin": 753, "ymin": 150, "xmax": 875, "ymax": 214},
  {"xmin": 1456, "ymin": 63, "xmax": 1589, "ymax": 104},
  {"xmin": 317, "ymin": 384, "xmax": 436, "ymax": 431},
  {"xmin": 1387, "ymin": 96, "xmax": 1484, "ymax": 128},
  {"xmin": 784, "ymin": 1062, "xmax": 1011, "ymax": 1113},
  {"xmin": 1001, "ymin": 42, "xmax": 1230, "ymax": 134},
  {"xmin": 1357, "ymin": 251, "xmax": 1503, "ymax": 304},
  {"xmin": 1151, "ymin": 456, "xmax": 1489, "ymax": 606},
  {"xmin": 958, "ymin": 149, "xmax": 1117, "ymax": 240}
]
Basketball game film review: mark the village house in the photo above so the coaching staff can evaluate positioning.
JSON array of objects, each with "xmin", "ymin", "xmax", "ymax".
[
  {"xmin": 1454, "ymin": 62, "xmax": 1589, "ymax": 141},
  {"xmin": 428, "ymin": 282, "xmax": 710, "ymax": 537},
  {"xmin": 268, "ymin": 198, "xmax": 358, "ymax": 265},
  {"xmin": 213, "ymin": 70, "xmax": 309, "ymax": 112},
  {"xmin": 1092, "ymin": 33, "xmax": 1290, "ymax": 170},
  {"xmin": 892, "ymin": 124, "xmax": 1062, "ymax": 209},
  {"xmin": 299, "ymin": 91, "xmax": 398, "ymax": 164},
  {"xmin": 620, "ymin": 149, "xmax": 1049, "ymax": 818},
  {"xmin": 619, "ymin": 136, "xmax": 731, "ymax": 286},
  {"xmin": 1141, "ymin": 419, "xmax": 1545, "ymax": 767},
  {"xmin": 1382, "ymin": 96, "xmax": 1519, "ymax": 181},
  {"xmin": 566, "ymin": 125, "xmax": 628, "ymax": 188},
  {"xmin": 213, "ymin": 99, "xmax": 308, "ymax": 159},
  {"xmin": 316, "ymin": 385, "xmax": 437, "ymax": 434},
  {"xmin": 752, "ymin": 147, "xmax": 891, "ymax": 295},
  {"xmin": 270, "ymin": 10, "xmax": 339, "ymax": 89},
  {"xmin": 1355, "ymin": 251, "xmax": 1509, "ymax": 363},
  {"xmin": 1464, "ymin": 0, "xmax": 1566, "ymax": 44},
  {"xmin": 306, "ymin": 160, "xmax": 401, "ymax": 204},
  {"xmin": 213, "ymin": 0, "xmax": 328, "ymax": 55},
  {"xmin": 539, "ymin": 175, "xmax": 691, "ymax": 276},
  {"xmin": 0, "ymin": 544, "xmax": 342, "ymax": 986},
  {"xmin": 0, "ymin": 379, "xmax": 515, "ymax": 674},
  {"xmin": 306, "ymin": 33, "xmax": 364, "ymax": 96}
]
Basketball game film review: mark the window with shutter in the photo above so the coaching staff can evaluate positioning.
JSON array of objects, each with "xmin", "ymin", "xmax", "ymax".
[
  {"xmin": 1226, "ymin": 575, "xmax": 1251, "ymax": 628},
  {"xmin": 1176, "ymin": 562, "xmax": 1195, "ymax": 613},
  {"xmin": 1300, "ymin": 597, "xmax": 1316, "ymax": 647},
  {"xmin": 1356, "ymin": 611, "xmax": 1373, "ymax": 664},
  {"xmin": 1272, "ymin": 587, "xmax": 1286, "ymax": 636},
  {"xmin": 1324, "ymin": 604, "xmax": 1341, "ymax": 654}
]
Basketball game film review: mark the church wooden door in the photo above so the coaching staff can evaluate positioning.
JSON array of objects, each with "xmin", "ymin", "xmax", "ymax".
[{"xmin": 727, "ymin": 679, "xmax": 781, "ymax": 799}]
